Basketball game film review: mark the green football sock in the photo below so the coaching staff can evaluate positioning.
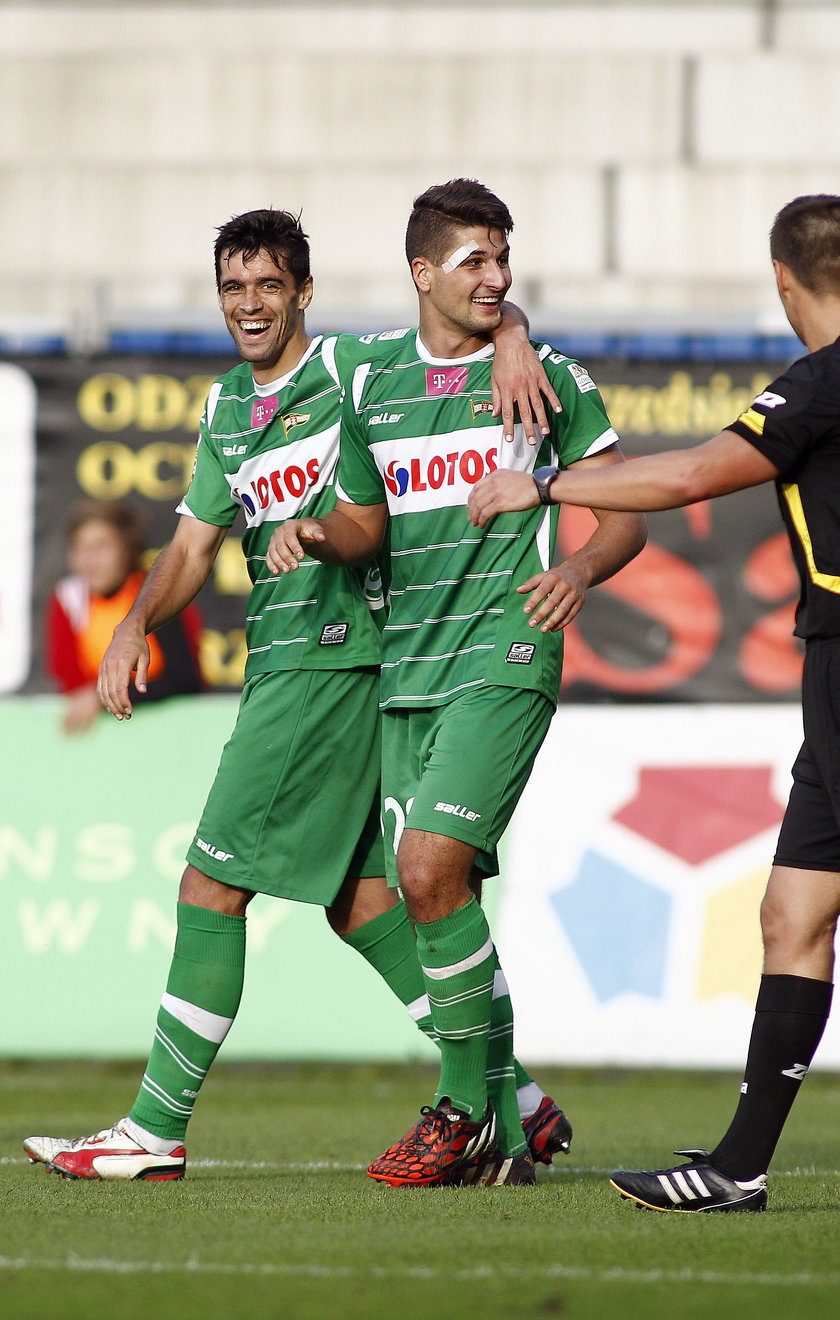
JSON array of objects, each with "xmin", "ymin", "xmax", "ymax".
[
  {"xmin": 486, "ymin": 953, "xmax": 528, "ymax": 1157},
  {"xmin": 344, "ymin": 899, "xmax": 538, "ymax": 1134},
  {"xmin": 341, "ymin": 899, "xmax": 437, "ymax": 1043},
  {"xmin": 128, "ymin": 902, "xmax": 246, "ymax": 1141},
  {"xmin": 415, "ymin": 897, "xmax": 495, "ymax": 1118}
]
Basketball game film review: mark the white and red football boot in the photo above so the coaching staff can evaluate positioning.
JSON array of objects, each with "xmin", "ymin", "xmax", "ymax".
[{"xmin": 23, "ymin": 1118, "xmax": 185, "ymax": 1181}]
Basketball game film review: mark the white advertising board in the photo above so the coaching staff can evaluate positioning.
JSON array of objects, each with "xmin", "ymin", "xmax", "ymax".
[{"xmin": 498, "ymin": 703, "xmax": 840, "ymax": 1070}]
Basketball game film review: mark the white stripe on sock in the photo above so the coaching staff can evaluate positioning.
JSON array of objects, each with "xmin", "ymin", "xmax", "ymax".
[
  {"xmin": 139, "ymin": 1075, "xmax": 193, "ymax": 1117},
  {"xmin": 154, "ymin": 1027, "xmax": 207, "ymax": 1080},
  {"xmin": 421, "ymin": 936, "xmax": 494, "ymax": 980},
  {"xmin": 492, "ymin": 968, "xmax": 509, "ymax": 998},
  {"xmin": 406, "ymin": 994, "xmax": 431, "ymax": 1021},
  {"xmin": 428, "ymin": 977, "xmax": 495, "ymax": 1008},
  {"xmin": 161, "ymin": 993, "xmax": 234, "ymax": 1044}
]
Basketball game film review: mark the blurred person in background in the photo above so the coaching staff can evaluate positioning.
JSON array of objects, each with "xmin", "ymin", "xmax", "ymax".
[{"xmin": 45, "ymin": 498, "xmax": 204, "ymax": 733}]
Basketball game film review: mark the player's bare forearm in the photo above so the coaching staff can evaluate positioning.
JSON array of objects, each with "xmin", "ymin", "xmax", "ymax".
[
  {"xmin": 562, "ymin": 507, "xmax": 647, "ymax": 589},
  {"xmin": 266, "ymin": 501, "xmax": 387, "ymax": 574},
  {"xmin": 469, "ymin": 431, "xmax": 780, "ymax": 525},
  {"xmin": 98, "ymin": 518, "xmax": 224, "ymax": 720},
  {"xmin": 125, "ymin": 533, "xmax": 220, "ymax": 635}
]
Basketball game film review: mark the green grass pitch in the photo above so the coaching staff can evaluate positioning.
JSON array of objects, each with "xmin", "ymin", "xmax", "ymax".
[{"xmin": 2, "ymin": 1060, "xmax": 838, "ymax": 1320}]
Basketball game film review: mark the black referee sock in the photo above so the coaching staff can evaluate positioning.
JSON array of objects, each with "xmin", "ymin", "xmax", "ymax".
[{"xmin": 710, "ymin": 973, "xmax": 833, "ymax": 1181}]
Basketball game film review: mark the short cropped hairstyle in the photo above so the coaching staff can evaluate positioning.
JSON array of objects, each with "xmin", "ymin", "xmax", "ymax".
[
  {"xmin": 66, "ymin": 499, "xmax": 148, "ymax": 558},
  {"xmin": 214, "ymin": 209, "xmax": 311, "ymax": 291},
  {"xmin": 405, "ymin": 178, "xmax": 514, "ymax": 266},
  {"xmin": 770, "ymin": 195, "xmax": 840, "ymax": 296}
]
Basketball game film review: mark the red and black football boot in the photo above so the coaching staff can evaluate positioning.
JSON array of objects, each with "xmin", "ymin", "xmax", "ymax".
[
  {"xmin": 452, "ymin": 1147, "xmax": 536, "ymax": 1186},
  {"xmin": 368, "ymin": 1098, "xmax": 496, "ymax": 1187},
  {"xmin": 522, "ymin": 1095, "xmax": 573, "ymax": 1164}
]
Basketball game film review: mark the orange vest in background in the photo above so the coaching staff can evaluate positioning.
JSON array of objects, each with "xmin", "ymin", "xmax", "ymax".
[{"xmin": 75, "ymin": 571, "xmax": 165, "ymax": 684}]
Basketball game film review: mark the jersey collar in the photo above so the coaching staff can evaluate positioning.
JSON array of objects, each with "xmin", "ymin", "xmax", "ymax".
[
  {"xmin": 252, "ymin": 335, "xmax": 323, "ymax": 397},
  {"xmin": 414, "ymin": 331, "xmax": 495, "ymax": 368}
]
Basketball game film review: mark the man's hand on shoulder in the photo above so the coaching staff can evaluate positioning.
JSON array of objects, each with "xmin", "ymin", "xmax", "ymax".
[{"xmin": 491, "ymin": 306, "xmax": 561, "ymax": 446}]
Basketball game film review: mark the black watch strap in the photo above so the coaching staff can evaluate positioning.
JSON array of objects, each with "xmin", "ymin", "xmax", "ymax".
[{"xmin": 533, "ymin": 465, "xmax": 559, "ymax": 506}]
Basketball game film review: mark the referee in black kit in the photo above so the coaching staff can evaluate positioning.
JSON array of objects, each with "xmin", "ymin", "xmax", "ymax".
[{"xmin": 468, "ymin": 193, "xmax": 840, "ymax": 1213}]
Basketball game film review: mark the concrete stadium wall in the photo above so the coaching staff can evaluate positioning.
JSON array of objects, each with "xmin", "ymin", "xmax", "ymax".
[{"xmin": 2, "ymin": 1, "xmax": 840, "ymax": 343}]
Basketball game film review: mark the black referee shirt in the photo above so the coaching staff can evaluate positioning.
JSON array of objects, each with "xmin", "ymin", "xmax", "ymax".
[{"xmin": 729, "ymin": 335, "xmax": 840, "ymax": 641}]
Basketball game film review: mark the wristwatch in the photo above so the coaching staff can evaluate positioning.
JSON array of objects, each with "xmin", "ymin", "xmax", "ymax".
[{"xmin": 533, "ymin": 465, "xmax": 560, "ymax": 506}]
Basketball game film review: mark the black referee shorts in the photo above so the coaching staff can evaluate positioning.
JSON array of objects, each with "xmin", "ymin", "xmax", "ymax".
[{"xmin": 774, "ymin": 636, "xmax": 840, "ymax": 872}]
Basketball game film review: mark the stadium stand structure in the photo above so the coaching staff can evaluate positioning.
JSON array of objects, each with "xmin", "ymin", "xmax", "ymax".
[{"xmin": 1, "ymin": 0, "xmax": 838, "ymax": 354}]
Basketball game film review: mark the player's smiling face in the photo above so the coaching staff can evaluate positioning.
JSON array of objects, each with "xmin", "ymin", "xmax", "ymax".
[
  {"xmin": 416, "ymin": 225, "xmax": 512, "ymax": 351},
  {"xmin": 218, "ymin": 248, "xmax": 313, "ymax": 383}
]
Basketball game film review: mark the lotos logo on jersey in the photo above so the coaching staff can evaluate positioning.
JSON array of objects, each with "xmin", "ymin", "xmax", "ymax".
[
  {"xmin": 383, "ymin": 445, "xmax": 498, "ymax": 499},
  {"xmin": 231, "ymin": 430, "xmax": 338, "ymax": 523},
  {"xmin": 426, "ymin": 366, "xmax": 469, "ymax": 395},
  {"xmin": 238, "ymin": 458, "xmax": 321, "ymax": 516}
]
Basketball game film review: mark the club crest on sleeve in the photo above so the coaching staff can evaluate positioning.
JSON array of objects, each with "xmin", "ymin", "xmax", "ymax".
[{"xmin": 568, "ymin": 363, "xmax": 597, "ymax": 394}]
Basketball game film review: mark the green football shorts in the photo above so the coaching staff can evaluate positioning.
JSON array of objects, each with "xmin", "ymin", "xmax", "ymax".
[
  {"xmin": 380, "ymin": 684, "xmax": 555, "ymax": 884},
  {"xmin": 186, "ymin": 667, "xmax": 384, "ymax": 904}
]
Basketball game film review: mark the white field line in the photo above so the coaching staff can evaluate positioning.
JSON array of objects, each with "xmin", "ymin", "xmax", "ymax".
[
  {"xmin": 0, "ymin": 1254, "xmax": 838, "ymax": 1288},
  {"xmin": 3, "ymin": 1156, "xmax": 837, "ymax": 1177}
]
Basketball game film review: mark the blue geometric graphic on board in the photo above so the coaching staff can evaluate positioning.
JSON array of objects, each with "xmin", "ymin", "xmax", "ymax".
[{"xmin": 550, "ymin": 851, "xmax": 671, "ymax": 1002}]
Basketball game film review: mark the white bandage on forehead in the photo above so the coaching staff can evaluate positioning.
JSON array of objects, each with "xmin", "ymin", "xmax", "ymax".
[{"xmin": 440, "ymin": 240, "xmax": 480, "ymax": 274}]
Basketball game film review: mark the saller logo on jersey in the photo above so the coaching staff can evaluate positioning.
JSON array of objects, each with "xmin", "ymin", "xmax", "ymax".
[
  {"xmin": 320, "ymin": 623, "xmax": 348, "ymax": 645},
  {"xmin": 195, "ymin": 837, "xmax": 234, "ymax": 862},
  {"xmin": 434, "ymin": 801, "xmax": 482, "ymax": 822},
  {"xmin": 506, "ymin": 643, "xmax": 536, "ymax": 664}
]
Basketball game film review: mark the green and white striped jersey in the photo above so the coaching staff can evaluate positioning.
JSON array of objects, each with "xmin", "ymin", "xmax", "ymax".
[
  {"xmin": 178, "ymin": 332, "xmax": 399, "ymax": 677},
  {"xmin": 336, "ymin": 331, "xmax": 619, "ymax": 709}
]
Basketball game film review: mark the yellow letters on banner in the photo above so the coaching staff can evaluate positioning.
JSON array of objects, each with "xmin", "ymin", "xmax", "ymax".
[
  {"xmin": 76, "ymin": 439, "xmax": 196, "ymax": 500},
  {"xmin": 77, "ymin": 373, "xmax": 214, "ymax": 433}
]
